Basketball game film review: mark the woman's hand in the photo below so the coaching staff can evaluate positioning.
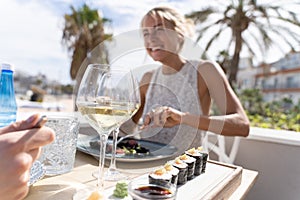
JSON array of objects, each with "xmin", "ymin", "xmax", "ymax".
[
  {"xmin": 0, "ymin": 114, "xmax": 55, "ymax": 200},
  {"xmin": 142, "ymin": 106, "xmax": 184, "ymax": 128}
]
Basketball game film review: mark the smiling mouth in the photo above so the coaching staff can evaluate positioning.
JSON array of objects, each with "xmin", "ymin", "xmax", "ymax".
[{"xmin": 148, "ymin": 46, "xmax": 163, "ymax": 52}]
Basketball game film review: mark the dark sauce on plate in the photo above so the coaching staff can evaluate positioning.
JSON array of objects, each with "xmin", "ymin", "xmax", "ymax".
[{"xmin": 135, "ymin": 185, "xmax": 172, "ymax": 195}]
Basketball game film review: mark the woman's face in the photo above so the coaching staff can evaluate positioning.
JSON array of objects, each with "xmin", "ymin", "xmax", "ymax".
[{"xmin": 141, "ymin": 15, "xmax": 182, "ymax": 63}]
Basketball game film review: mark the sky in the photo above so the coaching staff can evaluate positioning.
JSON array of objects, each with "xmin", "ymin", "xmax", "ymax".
[{"xmin": 0, "ymin": 0, "xmax": 299, "ymax": 84}]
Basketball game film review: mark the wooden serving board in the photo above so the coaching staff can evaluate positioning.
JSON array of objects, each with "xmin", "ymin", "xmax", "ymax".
[
  {"xmin": 176, "ymin": 160, "xmax": 242, "ymax": 200},
  {"xmin": 25, "ymin": 152, "xmax": 242, "ymax": 200}
]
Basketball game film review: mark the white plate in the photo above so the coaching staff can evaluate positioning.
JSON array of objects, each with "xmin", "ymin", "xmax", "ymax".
[{"xmin": 73, "ymin": 186, "xmax": 132, "ymax": 200}]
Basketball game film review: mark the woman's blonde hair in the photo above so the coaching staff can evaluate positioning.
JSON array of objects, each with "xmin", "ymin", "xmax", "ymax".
[{"xmin": 141, "ymin": 6, "xmax": 195, "ymax": 50}]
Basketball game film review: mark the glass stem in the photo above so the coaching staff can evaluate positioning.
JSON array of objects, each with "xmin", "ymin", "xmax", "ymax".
[
  {"xmin": 98, "ymin": 133, "xmax": 108, "ymax": 192},
  {"xmin": 109, "ymin": 127, "xmax": 119, "ymax": 171}
]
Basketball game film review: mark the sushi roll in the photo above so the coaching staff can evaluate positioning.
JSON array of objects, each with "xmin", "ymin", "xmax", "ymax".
[
  {"xmin": 186, "ymin": 147, "xmax": 203, "ymax": 176},
  {"xmin": 197, "ymin": 146, "xmax": 208, "ymax": 173},
  {"xmin": 179, "ymin": 154, "xmax": 196, "ymax": 180},
  {"xmin": 164, "ymin": 161, "xmax": 179, "ymax": 185},
  {"xmin": 148, "ymin": 167, "xmax": 172, "ymax": 187},
  {"xmin": 172, "ymin": 157, "xmax": 188, "ymax": 185}
]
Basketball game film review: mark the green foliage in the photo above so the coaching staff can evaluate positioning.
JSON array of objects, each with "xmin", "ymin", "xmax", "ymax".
[
  {"xmin": 61, "ymin": 84, "xmax": 74, "ymax": 95},
  {"xmin": 238, "ymin": 88, "xmax": 300, "ymax": 132},
  {"xmin": 62, "ymin": 4, "xmax": 112, "ymax": 80}
]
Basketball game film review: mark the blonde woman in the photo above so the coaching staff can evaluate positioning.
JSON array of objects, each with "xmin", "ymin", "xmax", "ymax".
[{"xmin": 122, "ymin": 6, "xmax": 249, "ymax": 154}]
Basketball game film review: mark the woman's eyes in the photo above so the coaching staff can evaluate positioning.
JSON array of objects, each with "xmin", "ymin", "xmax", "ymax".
[
  {"xmin": 143, "ymin": 27, "xmax": 165, "ymax": 37},
  {"xmin": 143, "ymin": 32, "xmax": 150, "ymax": 37},
  {"xmin": 156, "ymin": 27, "xmax": 164, "ymax": 31}
]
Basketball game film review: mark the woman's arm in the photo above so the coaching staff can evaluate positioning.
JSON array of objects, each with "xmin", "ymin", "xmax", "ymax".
[
  {"xmin": 132, "ymin": 71, "xmax": 153, "ymax": 123},
  {"xmin": 183, "ymin": 61, "xmax": 249, "ymax": 136},
  {"xmin": 142, "ymin": 61, "xmax": 249, "ymax": 137}
]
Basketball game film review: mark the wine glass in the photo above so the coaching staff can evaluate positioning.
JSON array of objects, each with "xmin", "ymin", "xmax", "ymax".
[
  {"xmin": 104, "ymin": 68, "xmax": 141, "ymax": 181},
  {"xmin": 75, "ymin": 64, "xmax": 140, "ymax": 198},
  {"xmin": 75, "ymin": 64, "xmax": 109, "ymax": 198}
]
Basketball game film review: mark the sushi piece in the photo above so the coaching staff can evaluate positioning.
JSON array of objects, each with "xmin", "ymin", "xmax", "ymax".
[
  {"xmin": 164, "ymin": 161, "xmax": 179, "ymax": 185},
  {"xmin": 179, "ymin": 154, "xmax": 196, "ymax": 180},
  {"xmin": 172, "ymin": 157, "xmax": 188, "ymax": 185},
  {"xmin": 186, "ymin": 147, "xmax": 203, "ymax": 176},
  {"xmin": 199, "ymin": 148, "xmax": 208, "ymax": 173},
  {"xmin": 148, "ymin": 167, "xmax": 172, "ymax": 187}
]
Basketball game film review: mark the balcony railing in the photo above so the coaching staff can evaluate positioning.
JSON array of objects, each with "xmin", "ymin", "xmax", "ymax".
[
  {"xmin": 221, "ymin": 127, "xmax": 300, "ymax": 200},
  {"xmin": 262, "ymin": 83, "xmax": 300, "ymax": 90}
]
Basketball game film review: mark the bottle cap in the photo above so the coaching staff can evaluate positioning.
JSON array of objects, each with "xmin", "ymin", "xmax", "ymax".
[{"xmin": 1, "ymin": 63, "xmax": 14, "ymax": 71}]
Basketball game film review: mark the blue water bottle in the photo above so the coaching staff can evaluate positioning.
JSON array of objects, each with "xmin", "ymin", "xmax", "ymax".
[{"xmin": 0, "ymin": 63, "xmax": 17, "ymax": 127}]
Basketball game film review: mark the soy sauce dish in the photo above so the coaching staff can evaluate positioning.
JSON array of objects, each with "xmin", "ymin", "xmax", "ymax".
[{"xmin": 128, "ymin": 178, "xmax": 177, "ymax": 200}]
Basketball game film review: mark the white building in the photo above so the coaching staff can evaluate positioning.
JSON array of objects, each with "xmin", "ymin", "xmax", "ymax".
[{"xmin": 237, "ymin": 51, "xmax": 300, "ymax": 103}]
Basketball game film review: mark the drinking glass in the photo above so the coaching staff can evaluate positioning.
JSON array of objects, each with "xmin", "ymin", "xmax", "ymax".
[
  {"xmin": 104, "ymin": 68, "xmax": 141, "ymax": 181},
  {"xmin": 75, "ymin": 64, "xmax": 140, "ymax": 198}
]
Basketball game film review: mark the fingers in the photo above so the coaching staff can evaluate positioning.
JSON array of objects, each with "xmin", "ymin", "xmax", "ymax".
[
  {"xmin": 0, "ymin": 122, "xmax": 53, "ymax": 200},
  {"xmin": 143, "ymin": 106, "xmax": 170, "ymax": 128},
  {"xmin": 161, "ymin": 107, "xmax": 171, "ymax": 123},
  {"xmin": 9, "ymin": 153, "xmax": 32, "ymax": 200},
  {"xmin": 19, "ymin": 114, "xmax": 42, "ymax": 129},
  {"xmin": 153, "ymin": 108, "xmax": 163, "ymax": 127},
  {"xmin": 0, "ymin": 114, "xmax": 41, "ymax": 134},
  {"xmin": 28, "ymin": 127, "xmax": 55, "ymax": 150},
  {"xmin": 28, "ymin": 147, "xmax": 42, "ymax": 162},
  {"xmin": 13, "ymin": 152, "xmax": 32, "ymax": 177},
  {"xmin": 17, "ymin": 127, "xmax": 55, "ymax": 152},
  {"xmin": 32, "ymin": 115, "xmax": 47, "ymax": 128}
]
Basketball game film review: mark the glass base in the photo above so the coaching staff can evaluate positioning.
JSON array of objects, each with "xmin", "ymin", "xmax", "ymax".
[
  {"xmin": 92, "ymin": 169, "xmax": 128, "ymax": 182},
  {"xmin": 105, "ymin": 169, "xmax": 128, "ymax": 181}
]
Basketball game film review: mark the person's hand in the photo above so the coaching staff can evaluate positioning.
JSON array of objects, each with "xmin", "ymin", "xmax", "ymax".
[
  {"xmin": 0, "ymin": 114, "xmax": 55, "ymax": 200},
  {"xmin": 0, "ymin": 114, "xmax": 46, "ymax": 135},
  {"xmin": 142, "ymin": 106, "xmax": 184, "ymax": 129}
]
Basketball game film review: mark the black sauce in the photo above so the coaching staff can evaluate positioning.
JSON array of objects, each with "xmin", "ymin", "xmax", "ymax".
[{"xmin": 135, "ymin": 186, "xmax": 172, "ymax": 195}]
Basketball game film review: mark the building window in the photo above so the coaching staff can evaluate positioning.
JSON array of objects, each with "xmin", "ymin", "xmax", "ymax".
[
  {"xmin": 286, "ymin": 76, "xmax": 294, "ymax": 88},
  {"xmin": 262, "ymin": 79, "xmax": 266, "ymax": 89},
  {"xmin": 274, "ymin": 78, "xmax": 278, "ymax": 89}
]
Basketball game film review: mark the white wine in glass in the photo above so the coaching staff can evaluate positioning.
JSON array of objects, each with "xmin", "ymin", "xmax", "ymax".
[
  {"xmin": 104, "ymin": 69, "xmax": 141, "ymax": 181},
  {"xmin": 74, "ymin": 64, "xmax": 140, "ymax": 198}
]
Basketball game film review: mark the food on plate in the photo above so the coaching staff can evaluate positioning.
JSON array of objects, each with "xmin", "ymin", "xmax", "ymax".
[
  {"xmin": 146, "ymin": 146, "xmax": 209, "ymax": 187},
  {"xmin": 87, "ymin": 190, "xmax": 104, "ymax": 200},
  {"xmin": 164, "ymin": 162, "xmax": 179, "ymax": 185},
  {"xmin": 89, "ymin": 138, "xmax": 150, "ymax": 156},
  {"xmin": 118, "ymin": 139, "xmax": 150, "ymax": 155},
  {"xmin": 113, "ymin": 181, "xmax": 128, "ymax": 198},
  {"xmin": 148, "ymin": 167, "xmax": 172, "ymax": 187},
  {"xmin": 179, "ymin": 154, "xmax": 196, "ymax": 180},
  {"xmin": 172, "ymin": 157, "xmax": 188, "ymax": 185}
]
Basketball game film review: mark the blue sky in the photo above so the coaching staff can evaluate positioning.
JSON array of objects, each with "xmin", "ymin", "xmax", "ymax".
[{"xmin": 0, "ymin": 0, "xmax": 299, "ymax": 84}]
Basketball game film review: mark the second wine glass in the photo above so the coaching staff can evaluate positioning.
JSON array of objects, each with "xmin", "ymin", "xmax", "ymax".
[{"xmin": 103, "ymin": 68, "xmax": 141, "ymax": 181}]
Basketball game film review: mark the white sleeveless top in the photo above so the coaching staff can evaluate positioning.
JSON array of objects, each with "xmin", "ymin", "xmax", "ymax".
[{"xmin": 140, "ymin": 60, "xmax": 206, "ymax": 155}]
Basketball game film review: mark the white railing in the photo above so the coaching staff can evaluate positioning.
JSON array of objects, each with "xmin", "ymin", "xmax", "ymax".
[{"xmin": 220, "ymin": 127, "xmax": 300, "ymax": 200}]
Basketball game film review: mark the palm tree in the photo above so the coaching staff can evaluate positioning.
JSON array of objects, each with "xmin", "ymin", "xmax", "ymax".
[
  {"xmin": 62, "ymin": 4, "xmax": 112, "ymax": 81},
  {"xmin": 186, "ymin": 0, "xmax": 300, "ymax": 85}
]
